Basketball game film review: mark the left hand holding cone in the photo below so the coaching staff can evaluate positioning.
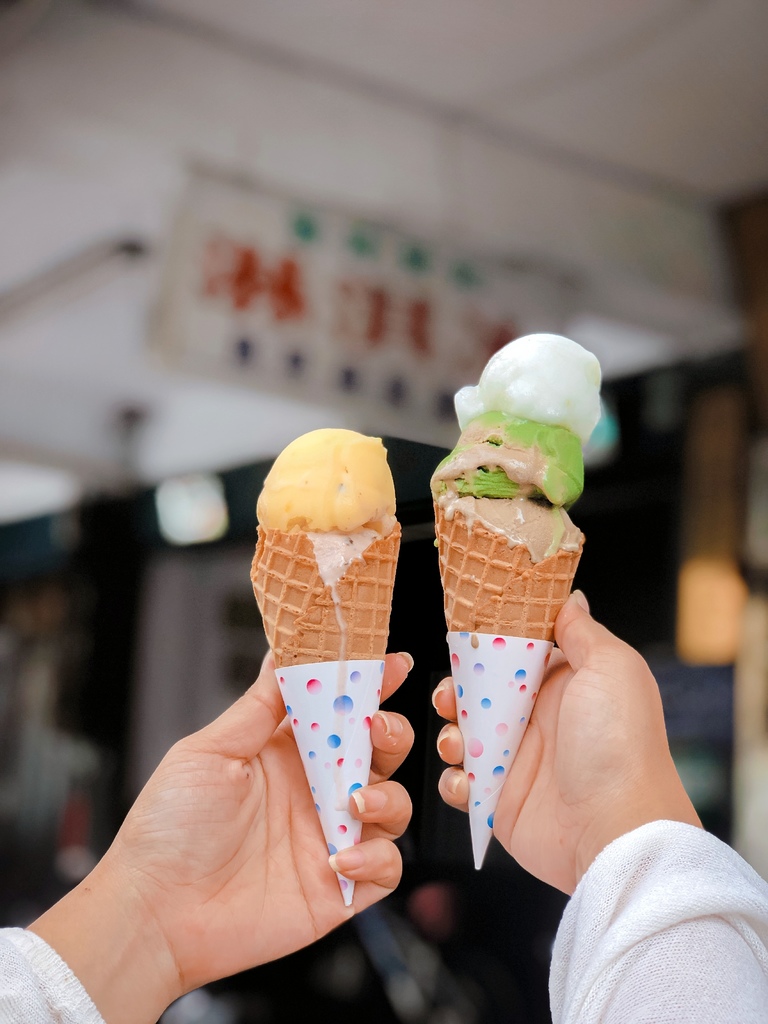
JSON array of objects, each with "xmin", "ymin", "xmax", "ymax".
[{"xmin": 38, "ymin": 650, "xmax": 414, "ymax": 1017}]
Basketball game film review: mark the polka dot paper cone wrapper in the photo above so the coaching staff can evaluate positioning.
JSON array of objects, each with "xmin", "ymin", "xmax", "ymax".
[
  {"xmin": 277, "ymin": 658, "xmax": 385, "ymax": 906},
  {"xmin": 448, "ymin": 631, "xmax": 552, "ymax": 869}
]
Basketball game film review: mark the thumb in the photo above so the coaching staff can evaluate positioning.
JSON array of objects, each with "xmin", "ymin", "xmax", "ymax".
[
  {"xmin": 555, "ymin": 591, "xmax": 628, "ymax": 672},
  {"xmin": 194, "ymin": 651, "xmax": 286, "ymax": 760}
]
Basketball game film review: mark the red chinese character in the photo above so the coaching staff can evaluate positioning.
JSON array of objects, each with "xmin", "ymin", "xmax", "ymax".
[
  {"xmin": 269, "ymin": 257, "xmax": 306, "ymax": 321},
  {"xmin": 407, "ymin": 298, "xmax": 431, "ymax": 356},
  {"xmin": 201, "ymin": 237, "xmax": 265, "ymax": 311},
  {"xmin": 366, "ymin": 287, "xmax": 390, "ymax": 346}
]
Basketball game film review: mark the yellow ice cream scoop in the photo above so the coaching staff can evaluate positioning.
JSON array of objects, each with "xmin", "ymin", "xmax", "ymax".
[{"xmin": 257, "ymin": 428, "xmax": 396, "ymax": 533}]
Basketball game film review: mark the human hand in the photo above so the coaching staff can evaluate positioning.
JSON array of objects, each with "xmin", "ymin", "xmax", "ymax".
[
  {"xmin": 434, "ymin": 593, "xmax": 700, "ymax": 895},
  {"xmin": 31, "ymin": 651, "xmax": 414, "ymax": 1023}
]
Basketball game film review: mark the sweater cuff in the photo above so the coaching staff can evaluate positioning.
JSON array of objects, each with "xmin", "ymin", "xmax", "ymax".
[{"xmin": 4, "ymin": 927, "xmax": 106, "ymax": 1024}]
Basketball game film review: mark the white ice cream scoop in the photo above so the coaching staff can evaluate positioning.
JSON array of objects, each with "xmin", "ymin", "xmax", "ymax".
[{"xmin": 455, "ymin": 333, "xmax": 602, "ymax": 445}]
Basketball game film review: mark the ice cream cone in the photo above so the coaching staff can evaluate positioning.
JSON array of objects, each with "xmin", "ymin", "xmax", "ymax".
[
  {"xmin": 434, "ymin": 505, "xmax": 582, "ymax": 643},
  {"xmin": 251, "ymin": 521, "xmax": 401, "ymax": 902},
  {"xmin": 435, "ymin": 505, "xmax": 582, "ymax": 867},
  {"xmin": 251, "ymin": 524, "xmax": 401, "ymax": 667}
]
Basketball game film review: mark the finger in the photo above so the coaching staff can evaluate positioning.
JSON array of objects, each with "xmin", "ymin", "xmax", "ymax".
[
  {"xmin": 194, "ymin": 652, "xmax": 285, "ymax": 760},
  {"xmin": 349, "ymin": 780, "xmax": 412, "ymax": 841},
  {"xmin": 432, "ymin": 676, "xmax": 457, "ymax": 722},
  {"xmin": 380, "ymin": 652, "xmax": 414, "ymax": 703},
  {"xmin": 437, "ymin": 766, "xmax": 468, "ymax": 811},
  {"xmin": 369, "ymin": 710, "xmax": 414, "ymax": 784},
  {"xmin": 436, "ymin": 723, "xmax": 464, "ymax": 766},
  {"xmin": 329, "ymin": 836, "xmax": 402, "ymax": 891},
  {"xmin": 555, "ymin": 591, "xmax": 632, "ymax": 672}
]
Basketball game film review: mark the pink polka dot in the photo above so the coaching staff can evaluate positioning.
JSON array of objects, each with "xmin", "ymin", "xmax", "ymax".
[
  {"xmin": 348, "ymin": 717, "xmax": 356, "ymax": 725},
  {"xmin": 467, "ymin": 771, "xmax": 475, "ymax": 782},
  {"xmin": 324, "ymin": 762, "xmax": 331, "ymax": 769},
  {"xmin": 519, "ymin": 683, "xmax": 527, "ymax": 693},
  {"xmin": 451, "ymin": 652, "xmax": 460, "ymax": 667},
  {"xmin": 363, "ymin": 716, "xmax": 372, "ymax": 730},
  {"xmin": 495, "ymin": 722, "xmax": 508, "ymax": 735},
  {"xmin": 337, "ymin": 758, "xmax": 344, "ymax": 767},
  {"xmin": 532, "ymin": 692, "xmax": 538, "ymax": 701},
  {"xmin": 311, "ymin": 722, "xmax": 320, "ymax": 731},
  {"xmin": 339, "ymin": 878, "xmax": 348, "ymax": 890},
  {"xmin": 338, "ymin": 824, "xmax": 347, "ymax": 834},
  {"xmin": 376, "ymin": 688, "xmax": 381, "ymax": 697},
  {"xmin": 460, "ymin": 709, "xmax": 468, "ymax": 719},
  {"xmin": 527, "ymin": 642, "xmax": 534, "ymax": 650},
  {"xmin": 278, "ymin": 675, "xmax": 285, "ymax": 685},
  {"xmin": 307, "ymin": 678, "xmax": 322, "ymax": 694},
  {"xmin": 354, "ymin": 834, "xmax": 362, "ymax": 845},
  {"xmin": 492, "ymin": 637, "xmax": 506, "ymax": 649},
  {"xmin": 292, "ymin": 718, "xmax": 299, "ymax": 726},
  {"xmin": 484, "ymin": 786, "xmax": 492, "ymax": 795},
  {"xmin": 355, "ymin": 758, "xmax": 363, "ymax": 768},
  {"xmin": 467, "ymin": 738, "xmax": 484, "ymax": 758}
]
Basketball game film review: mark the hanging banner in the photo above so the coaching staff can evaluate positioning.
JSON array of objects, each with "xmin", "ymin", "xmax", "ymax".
[{"xmin": 152, "ymin": 169, "xmax": 571, "ymax": 440}]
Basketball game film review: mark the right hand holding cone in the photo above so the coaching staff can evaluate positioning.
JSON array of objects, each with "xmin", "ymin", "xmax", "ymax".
[{"xmin": 434, "ymin": 592, "xmax": 701, "ymax": 894}]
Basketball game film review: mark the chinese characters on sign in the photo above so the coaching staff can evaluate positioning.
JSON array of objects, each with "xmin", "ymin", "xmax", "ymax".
[{"xmin": 154, "ymin": 172, "xmax": 568, "ymax": 443}]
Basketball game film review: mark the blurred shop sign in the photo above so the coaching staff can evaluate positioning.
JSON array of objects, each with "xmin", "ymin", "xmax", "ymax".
[{"xmin": 152, "ymin": 169, "xmax": 572, "ymax": 438}]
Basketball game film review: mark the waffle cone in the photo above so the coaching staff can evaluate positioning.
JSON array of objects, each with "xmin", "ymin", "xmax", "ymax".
[
  {"xmin": 434, "ymin": 504, "xmax": 582, "ymax": 642},
  {"xmin": 251, "ymin": 523, "xmax": 401, "ymax": 667}
]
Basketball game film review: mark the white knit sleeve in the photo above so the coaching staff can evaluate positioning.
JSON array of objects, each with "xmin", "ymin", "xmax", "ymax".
[
  {"xmin": 0, "ymin": 927, "xmax": 105, "ymax": 1024},
  {"xmin": 550, "ymin": 820, "xmax": 768, "ymax": 1024}
]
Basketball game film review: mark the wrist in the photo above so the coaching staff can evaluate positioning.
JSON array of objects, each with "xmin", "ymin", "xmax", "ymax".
[
  {"xmin": 574, "ymin": 776, "xmax": 702, "ymax": 887},
  {"xmin": 29, "ymin": 851, "xmax": 181, "ymax": 1024}
]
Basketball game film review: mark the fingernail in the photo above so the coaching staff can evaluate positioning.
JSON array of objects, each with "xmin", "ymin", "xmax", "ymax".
[
  {"xmin": 397, "ymin": 651, "xmax": 414, "ymax": 672},
  {"xmin": 431, "ymin": 681, "xmax": 446, "ymax": 711},
  {"xmin": 571, "ymin": 589, "xmax": 589, "ymax": 613},
  {"xmin": 352, "ymin": 787, "xmax": 386, "ymax": 815},
  {"xmin": 330, "ymin": 847, "xmax": 365, "ymax": 874},
  {"xmin": 447, "ymin": 770, "xmax": 463, "ymax": 796},
  {"xmin": 376, "ymin": 711, "xmax": 403, "ymax": 738},
  {"xmin": 436, "ymin": 732, "xmax": 450, "ymax": 758}
]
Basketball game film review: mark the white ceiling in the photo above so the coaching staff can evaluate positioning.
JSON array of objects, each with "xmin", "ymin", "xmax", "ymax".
[
  {"xmin": 0, "ymin": 0, "xmax": 766, "ymax": 523},
  {"xmin": 137, "ymin": 0, "xmax": 768, "ymax": 198}
]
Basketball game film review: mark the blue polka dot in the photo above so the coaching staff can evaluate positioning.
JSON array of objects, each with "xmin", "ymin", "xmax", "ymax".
[
  {"xmin": 459, "ymin": 631, "xmax": 469, "ymax": 638},
  {"xmin": 327, "ymin": 843, "xmax": 337, "ymax": 855},
  {"xmin": 487, "ymin": 812, "xmax": 495, "ymax": 829},
  {"xmin": 493, "ymin": 765, "xmax": 505, "ymax": 776},
  {"xmin": 350, "ymin": 670, "xmax": 361, "ymax": 683},
  {"xmin": 457, "ymin": 684, "xmax": 464, "ymax": 698},
  {"xmin": 333, "ymin": 695, "xmax": 354, "ymax": 714},
  {"xmin": 348, "ymin": 782, "xmax": 363, "ymax": 795},
  {"xmin": 474, "ymin": 800, "xmax": 480, "ymax": 807},
  {"xmin": 285, "ymin": 705, "xmax": 292, "ymax": 714},
  {"xmin": 311, "ymin": 786, "xmax": 316, "ymax": 793},
  {"xmin": 315, "ymin": 803, "xmax": 321, "ymax": 812},
  {"xmin": 515, "ymin": 669, "xmax": 527, "ymax": 681},
  {"xmin": 308, "ymin": 751, "xmax": 317, "ymax": 759},
  {"xmin": 473, "ymin": 663, "xmax": 484, "ymax": 674},
  {"xmin": 503, "ymin": 749, "xmax": 510, "ymax": 757},
  {"xmin": 481, "ymin": 698, "xmax": 492, "ymax": 709},
  {"xmin": 520, "ymin": 716, "xmax": 526, "ymax": 724},
  {"xmin": 328, "ymin": 734, "xmax": 341, "ymax": 748}
]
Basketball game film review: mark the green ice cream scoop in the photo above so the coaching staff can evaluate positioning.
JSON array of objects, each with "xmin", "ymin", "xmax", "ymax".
[{"xmin": 431, "ymin": 411, "xmax": 584, "ymax": 508}]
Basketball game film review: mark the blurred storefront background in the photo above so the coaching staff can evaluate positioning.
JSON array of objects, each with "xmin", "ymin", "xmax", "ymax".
[{"xmin": 2, "ymin": 2, "xmax": 768, "ymax": 1021}]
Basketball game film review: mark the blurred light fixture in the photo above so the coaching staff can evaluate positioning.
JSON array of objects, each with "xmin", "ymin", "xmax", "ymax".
[
  {"xmin": 0, "ymin": 461, "xmax": 82, "ymax": 524},
  {"xmin": 677, "ymin": 556, "xmax": 747, "ymax": 665},
  {"xmin": 583, "ymin": 395, "xmax": 620, "ymax": 469},
  {"xmin": 155, "ymin": 473, "xmax": 229, "ymax": 546}
]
